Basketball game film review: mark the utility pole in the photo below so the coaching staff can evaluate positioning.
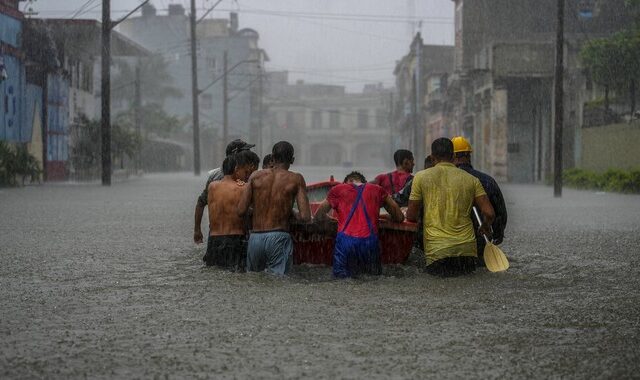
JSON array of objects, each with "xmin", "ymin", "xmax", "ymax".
[
  {"xmin": 100, "ymin": 0, "xmax": 149, "ymax": 186},
  {"xmin": 414, "ymin": 36, "xmax": 423, "ymax": 163},
  {"xmin": 190, "ymin": 0, "xmax": 201, "ymax": 175},
  {"xmin": 554, "ymin": 0, "xmax": 564, "ymax": 197},
  {"xmin": 101, "ymin": 0, "xmax": 112, "ymax": 186},
  {"xmin": 222, "ymin": 50, "xmax": 229, "ymax": 146},
  {"xmin": 134, "ymin": 62, "xmax": 142, "ymax": 173},
  {"xmin": 257, "ymin": 68, "xmax": 264, "ymax": 155},
  {"xmin": 389, "ymin": 91, "xmax": 394, "ymax": 161},
  {"xmin": 411, "ymin": 69, "xmax": 418, "ymax": 155}
]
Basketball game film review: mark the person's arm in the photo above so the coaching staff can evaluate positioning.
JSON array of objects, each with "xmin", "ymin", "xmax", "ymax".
[
  {"xmin": 295, "ymin": 174, "xmax": 312, "ymax": 223},
  {"xmin": 490, "ymin": 182, "xmax": 508, "ymax": 244},
  {"xmin": 406, "ymin": 200, "xmax": 422, "ymax": 223},
  {"xmin": 382, "ymin": 195, "xmax": 405, "ymax": 223},
  {"xmin": 237, "ymin": 173, "xmax": 254, "ymax": 218},
  {"xmin": 194, "ymin": 203, "xmax": 205, "ymax": 244},
  {"xmin": 193, "ymin": 180, "xmax": 210, "ymax": 244},
  {"xmin": 406, "ymin": 172, "xmax": 423, "ymax": 223},
  {"xmin": 473, "ymin": 194, "xmax": 495, "ymax": 238},
  {"xmin": 314, "ymin": 200, "xmax": 332, "ymax": 221}
]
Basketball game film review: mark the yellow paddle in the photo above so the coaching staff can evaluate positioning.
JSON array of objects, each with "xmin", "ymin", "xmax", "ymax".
[{"xmin": 472, "ymin": 207, "xmax": 509, "ymax": 272}]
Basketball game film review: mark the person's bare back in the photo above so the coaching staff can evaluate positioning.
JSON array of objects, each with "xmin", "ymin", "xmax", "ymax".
[
  {"xmin": 207, "ymin": 177, "xmax": 247, "ymax": 236},
  {"xmin": 243, "ymin": 168, "xmax": 310, "ymax": 231},
  {"xmin": 239, "ymin": 141, "xmax": 310, "ymax": 275}
]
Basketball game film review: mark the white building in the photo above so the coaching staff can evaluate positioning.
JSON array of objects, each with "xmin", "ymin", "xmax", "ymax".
[{"xmin": 265, "ymin": 72, "xmax": 393, "ymax": 168}]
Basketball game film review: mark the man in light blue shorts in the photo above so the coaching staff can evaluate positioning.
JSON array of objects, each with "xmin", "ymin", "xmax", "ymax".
[
  {"xmin": 246, "ymin": 230, "xmax": 294, "ymax": 275},
  {"xmin": 238, "ymin": 141, "xmax": 312, "ymax": 275}
]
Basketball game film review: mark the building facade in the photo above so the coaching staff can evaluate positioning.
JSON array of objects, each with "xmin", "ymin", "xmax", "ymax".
[
  {"xmin": 392, "ymin": 34, "xmax": 454, "ymax": 163},
  {"xmin": 447, "ymin": 0, "xmax": 634, "ymax": 183},
  {"xmin": 22, "ymin": 19, "xmax": 150, "ymax": 180},
  {"xmin": 265, "ymin": 72, "xmax": 392, "ymax": 168},
  {"xmin": 0, "ymin": 1, "xmax": 51, "ymax": 179}
]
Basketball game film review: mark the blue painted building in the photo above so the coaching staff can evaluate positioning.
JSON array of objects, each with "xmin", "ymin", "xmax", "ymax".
[
  {"xmin": 0, "ymin": 1, "xmax": 27, "ymax": 143},
  {"xmin": 1, "ymin": 2, "xmax": 71, "ymax": 181}
]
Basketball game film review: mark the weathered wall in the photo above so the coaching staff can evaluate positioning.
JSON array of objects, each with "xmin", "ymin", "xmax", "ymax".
[{"xmin": 580, "ymin": 122, "xmax": 640, "ymax": 172}]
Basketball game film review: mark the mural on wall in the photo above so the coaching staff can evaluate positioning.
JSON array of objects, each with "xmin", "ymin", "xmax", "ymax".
[{"xmin": 0, "ymin": 55, "xmax": 25, "ymax": 142}]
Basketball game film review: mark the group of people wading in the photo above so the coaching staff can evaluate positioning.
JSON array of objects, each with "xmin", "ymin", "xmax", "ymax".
[{"xmin": 193, "ymin": 137, "xmax": 507, "ymax": 278}]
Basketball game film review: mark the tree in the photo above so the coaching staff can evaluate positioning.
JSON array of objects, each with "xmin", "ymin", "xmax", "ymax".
[
  {"xmin": 70, "ymin": 115, "xmax": 140, "ymax": 175},
  {"xmin": 115, "ymin": 103, "xmax": 187, "ymax": 139},
  {"xmin": 112, "ymin": 55, "xmax": 182, "ymax": 106},
  {"xmin": 581, "ymin": 27, "xmax": 640, "ymax": 116}
]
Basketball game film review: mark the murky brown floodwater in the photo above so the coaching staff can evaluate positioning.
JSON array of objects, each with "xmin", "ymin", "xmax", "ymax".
[{"xmin": 1, "ymin": 172, "xmax": 639, "ymax": 378}]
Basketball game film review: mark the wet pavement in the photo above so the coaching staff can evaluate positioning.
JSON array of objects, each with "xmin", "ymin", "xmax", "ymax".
[{"xmin": 1, "ymin": 171, "xmax": 639, "ymax": 379}]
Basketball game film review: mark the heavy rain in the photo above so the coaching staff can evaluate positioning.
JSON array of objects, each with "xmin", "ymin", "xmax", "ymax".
[{"xmin": 1, "ymin": 0, "xmax": 639, "ymax": 378}]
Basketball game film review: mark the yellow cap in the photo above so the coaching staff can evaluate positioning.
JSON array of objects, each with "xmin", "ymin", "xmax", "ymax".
[{"xmin": 452, "ymin": 136, "xmax": 473, "ymax": 153}]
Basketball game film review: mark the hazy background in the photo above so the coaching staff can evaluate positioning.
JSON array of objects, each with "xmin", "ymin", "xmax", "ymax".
[{"xmin": 29, "ymin": 0, "xmax": 454, "ymax": 92}]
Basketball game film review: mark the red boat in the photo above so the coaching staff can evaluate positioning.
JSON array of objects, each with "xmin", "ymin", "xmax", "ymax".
[{"xmin": 290, "ymin": 178, "xmax": 417, "ymax": 266}]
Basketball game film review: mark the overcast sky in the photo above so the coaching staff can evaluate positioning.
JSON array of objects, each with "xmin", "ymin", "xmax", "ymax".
[{"xmin": 28, "ymin": 0, "xmax": 454, "ymax": 92}]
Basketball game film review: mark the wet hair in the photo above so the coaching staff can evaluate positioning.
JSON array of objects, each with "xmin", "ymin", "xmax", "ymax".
[
  {"xmin": 431, "ymin": 138, "xmax": 454, "ymax": 161},
  {"xmin": 344, "ymin": 171, "xmax": 367, "ymax": 183},
  {"xmin": 393, "ymin": 149, "xmax": 414, "ymax": 166},
  {"xmin": 262, "ymin": 154, "xmax": 273, "ymax": 169},
  {"xmin": 272, "ymin": 141, "xmax": 294, "ymax": 164},
  {"xmin": 225, "ymin": 139, "xmax": 254, "ymax": 156},
  {"xmin": 424, "ymin": 155, "xmax": 434, "ymax": 169},
  {"xmin": 235, "ymin": 149, "xmax": 260, "ymax": 168},
  {"xmin": 222, "ymin": 156, "xmax": 236, "ymax": 176}
]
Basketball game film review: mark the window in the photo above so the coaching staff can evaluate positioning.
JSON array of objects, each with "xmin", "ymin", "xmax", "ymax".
[
  {"xmin": 329, "ymin": 110, "xmax": 340, "ymax": 129},
  {"xmin": 357, "ymin": 109, "xmax": 368, "ymax": 129},
  {"xmin": 206, "ymin": 57, "xmax": 216, "ymax": 71},
  {"xmin": 429, "ymin": 77, "xmax": 441, "ymax": 94},
  {"xmin": 285, "ymin": 111, "xmax": 294, "ymax": 129},
  {"xmin": 375, "ymin": 108, "xmax": 386, "ymax": 129},
  {"xmin": 201, "ymin": 93, "xmax": 213, "ymax": 110},
  {"xmin": 312, "ymin": 110, "xmax": 322, "ymax": 129}
]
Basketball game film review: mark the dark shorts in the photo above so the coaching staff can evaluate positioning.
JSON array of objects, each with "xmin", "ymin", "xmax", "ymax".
[
  {"xmin": 246, "ymin": 231, "xmax": 293, "ymax": 276},
  {"xmin": 425, "ymin": 256, "xmax": 477, "ymax": 277},
  {"xmin": 203, "ymin": 235, "xmax": 247, "ymax": 272},
  {"xmin": 333, "ymin": 232, "xmax": 382, "ymax": 278}
]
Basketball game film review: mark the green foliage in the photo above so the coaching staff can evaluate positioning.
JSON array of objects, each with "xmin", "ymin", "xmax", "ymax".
[
  {"xmin": 581, "ymin": 28, "xmax": 640, "ymax": 91},
  {"xmin": 70, "ymin": 115, "xmax": 141, "ymax": 173},
  {"xmin": 0, "ymin": 141, "xmax": 42, "ymax": 187},
  {"xmin": 563, "ymin": 168, "xmax": 640, "ymax": 193},
  {"xmin": 71, "ymin": 115, "xmax": 99, "ymax": 172},
  {"xmin": 112, "ymin": 56, "xmax": 182, "ymax": 106},
  {"xmin": 580, "ymin": 1, "xmax": 640, "ymax": 115},
  {"xmin": 115, "ymin": 103, "xmax": 186, "ymax": 139}
]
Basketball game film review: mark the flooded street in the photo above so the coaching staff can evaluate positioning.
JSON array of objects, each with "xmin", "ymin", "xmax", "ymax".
[{"xmin": 1, "ymin": 171, "xmax": 639, "ymax": 379}]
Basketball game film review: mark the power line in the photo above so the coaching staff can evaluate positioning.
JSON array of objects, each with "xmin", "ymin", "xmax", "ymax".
[
  {"xmin": 69, "ymin": 0, "xmax": 98, "ymax": 19},
  {"xmin": 203, "ymin": 7, "xmax": 452, "ymax": 23}
]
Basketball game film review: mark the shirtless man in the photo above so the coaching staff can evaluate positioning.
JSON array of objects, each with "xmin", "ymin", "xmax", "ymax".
[
  {"xmin": 237, "ymin": 141, "xmax": 311, "ymax": 275},
  {"xmin": 204, "ymin": 149, "xmax": 260, "ymax": 271},
  {"xmin": 194, "ymin": 139, "xmax": 255, "ymax": 244}
]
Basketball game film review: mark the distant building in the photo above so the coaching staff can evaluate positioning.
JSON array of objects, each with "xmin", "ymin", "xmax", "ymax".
[
  {"xmin": 265, "ymin": 72, "xmax": 392, "ymax": 168},
  {"xmin": 117, "ymin": 4, "xmax": 267, "ymax": 167},
  {"xmin": 447, "ymin": 0, "xmax": 634, "ymax": 182},
  {"xmin": 392, "ymin": 34, "xmax": 454, "ymax": 162}
]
